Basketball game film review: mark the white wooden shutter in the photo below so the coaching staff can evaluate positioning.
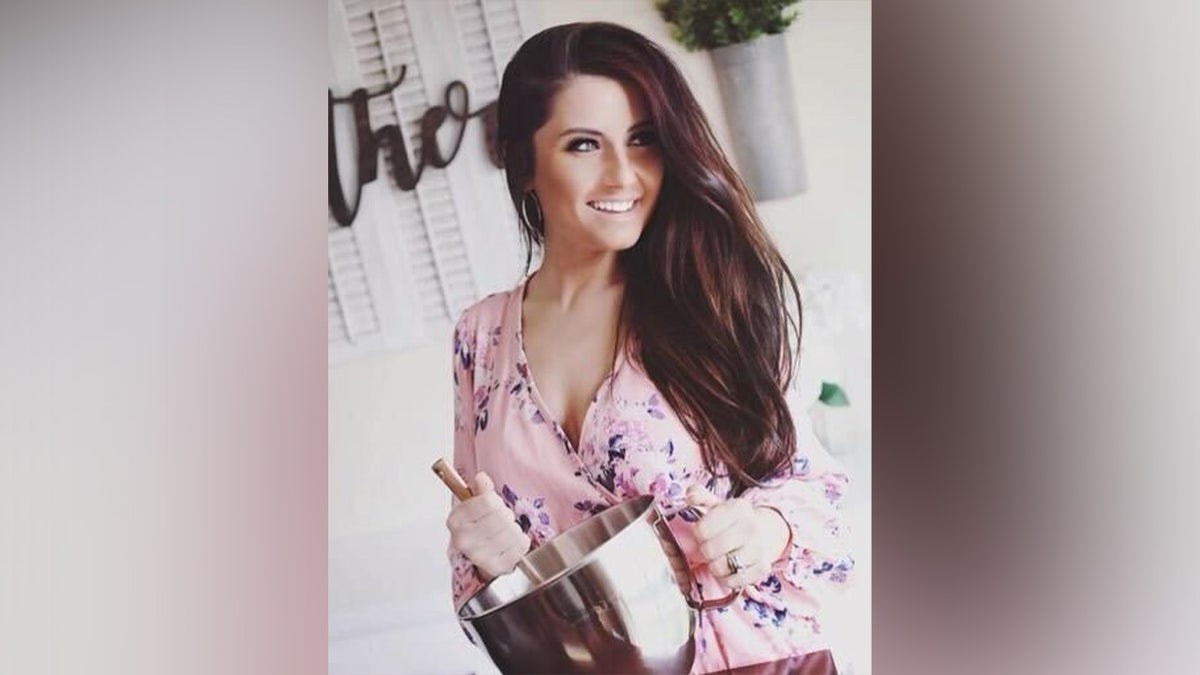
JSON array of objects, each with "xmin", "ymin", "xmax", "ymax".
[
  {"xmin": 327, "ymin": 228, "xmax": 379, "ymax": 346},
  {"xmin": 452, "ymin": 0, "xmax": 525, "ymax": 101},
  {"xmin": 328, "ymin": 0, "xmax": 527, "ymax": 366},
  {"xmin": 449, "ymin": 0, "xmax": 529, "ymax": 272}
]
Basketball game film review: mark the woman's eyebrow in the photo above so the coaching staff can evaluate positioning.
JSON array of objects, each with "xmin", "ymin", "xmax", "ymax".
[
  {"xmin": 557, "ymin": 120, "xmax": 652, "ymax": 138},
  {"xmin": 558, "ymin": 127, "xmax": 602, "ymax": 138}
]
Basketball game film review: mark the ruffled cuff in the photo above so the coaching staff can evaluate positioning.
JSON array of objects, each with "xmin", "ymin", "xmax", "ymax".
[
  {"xmin": 449, "ymin": 547, "xmax": 485, "ymax": 612},
  {"xmin": 743, "ymin": 471, "xmax": 855, "ymax": 593}
]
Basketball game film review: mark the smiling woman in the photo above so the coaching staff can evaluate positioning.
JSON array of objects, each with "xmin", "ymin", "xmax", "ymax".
[{"xmin": 444, "ymin": 22, "xmax": 853, "ymax": 674}]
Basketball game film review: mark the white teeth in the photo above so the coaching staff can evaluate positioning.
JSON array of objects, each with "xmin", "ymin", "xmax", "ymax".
[{"xmin": 588, "ymin": 199, "xmax": 636, "ymax": 213}]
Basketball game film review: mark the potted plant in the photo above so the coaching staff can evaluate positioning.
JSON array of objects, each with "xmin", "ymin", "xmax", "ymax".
[{"xmin": 656, "ymin": 0, "xmax": 808, "ymax": 201}]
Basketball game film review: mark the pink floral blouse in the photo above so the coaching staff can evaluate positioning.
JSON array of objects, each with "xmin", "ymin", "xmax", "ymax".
[{"xmin": 448, "ymin": 278, "xmax": 854, "ymax": 673}]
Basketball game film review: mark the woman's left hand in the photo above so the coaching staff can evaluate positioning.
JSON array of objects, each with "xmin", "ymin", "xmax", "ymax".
[{"xmin": 686, "ymin": 484, "xmax": 792, "ymax": 592}]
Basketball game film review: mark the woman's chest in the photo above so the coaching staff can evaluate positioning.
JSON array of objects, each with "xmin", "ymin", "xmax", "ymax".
[
  {"xmin": 520, "ymin": 302, "xmax": 621, "ymax": 449},
  {"xmin": 490, "ymin": 358, "xmax": 714, "ymax": 517}
]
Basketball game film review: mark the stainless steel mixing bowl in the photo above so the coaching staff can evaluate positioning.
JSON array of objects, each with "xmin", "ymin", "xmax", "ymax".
[{"xmin": 457, "ymin": 495, "xmax": 722, "ymax": 674}]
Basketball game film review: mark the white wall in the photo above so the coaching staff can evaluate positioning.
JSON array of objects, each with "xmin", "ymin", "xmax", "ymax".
[{"xmin": 330, "ymin": 0, "xmax": 871, "ymax": 539}]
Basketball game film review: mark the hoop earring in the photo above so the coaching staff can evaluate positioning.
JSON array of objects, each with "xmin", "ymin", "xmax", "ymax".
[{"xmin": 520, "ymin": 191, "xmax": 544, "ymax": 234}]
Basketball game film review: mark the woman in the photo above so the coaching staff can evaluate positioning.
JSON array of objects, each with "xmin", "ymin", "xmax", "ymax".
[{"xmin": 445, "ymin": 22, "xmax": 853, "ymax": 672}]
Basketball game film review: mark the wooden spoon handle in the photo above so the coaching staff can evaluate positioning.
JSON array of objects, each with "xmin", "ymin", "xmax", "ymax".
[{"xmin": 431, "ymin": 458, "xmax": 474, "ymax": 501}]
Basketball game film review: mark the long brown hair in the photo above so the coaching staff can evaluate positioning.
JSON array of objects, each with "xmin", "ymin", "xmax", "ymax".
[{"xmin": 496, "ymin": 22, "xmax": 802, "ymax": 495}]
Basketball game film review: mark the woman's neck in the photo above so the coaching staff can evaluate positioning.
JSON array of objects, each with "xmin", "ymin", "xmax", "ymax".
[{"xmin": 527, "ymin": 249, "xmax": 623, "ymax": 312}]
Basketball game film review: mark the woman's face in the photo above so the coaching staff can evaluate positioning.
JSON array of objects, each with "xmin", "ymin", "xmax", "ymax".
[{"xmin": 529, "ymin": 74, "xmax": 664, "ymax": 256}]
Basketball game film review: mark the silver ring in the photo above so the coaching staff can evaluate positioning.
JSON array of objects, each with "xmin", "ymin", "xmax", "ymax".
[{"xmin": 726, "ymin": 550, "xmax": 745, "ymax": 575}]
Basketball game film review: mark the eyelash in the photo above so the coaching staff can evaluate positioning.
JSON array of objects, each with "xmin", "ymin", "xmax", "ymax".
[{"xmin": 565, "ymin": 131, "xmax": 658, "ymax": 153}]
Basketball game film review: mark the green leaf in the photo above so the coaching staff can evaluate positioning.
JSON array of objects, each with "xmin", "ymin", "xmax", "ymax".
[
  {"xmin": 818, "ymin": 381, "xmax": 850, "ymax": 407},
  {"xmin": 656, "ymin": 0, "xmax": 803, "ymax": 51}
]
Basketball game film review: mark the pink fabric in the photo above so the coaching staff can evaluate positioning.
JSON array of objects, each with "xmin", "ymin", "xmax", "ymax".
[{"xmin": 448, "ymin": 279, "xmax": 854, "ymax": 673}]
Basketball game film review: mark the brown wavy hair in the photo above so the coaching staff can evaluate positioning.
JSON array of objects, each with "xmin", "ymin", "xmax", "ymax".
[{"xmin": 496, "ymin": 22, "xmax": 802, "ymax": 495}]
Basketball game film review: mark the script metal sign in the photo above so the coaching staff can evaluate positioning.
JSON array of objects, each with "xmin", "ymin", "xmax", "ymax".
[{"xmin": 329, "ymin": 66, "xmax": 499, "ymax": 228}]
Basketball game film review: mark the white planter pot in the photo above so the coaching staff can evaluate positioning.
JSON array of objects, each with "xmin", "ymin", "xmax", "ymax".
[{"xmin": 809, "ymin": 403, "xmax": 858, "ymax": 458}]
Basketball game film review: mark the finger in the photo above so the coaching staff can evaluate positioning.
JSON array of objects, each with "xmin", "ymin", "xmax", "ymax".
[
  {"xmin": 473, "ymin": 471, "xmax": 495, "ymax": 496},
  {"xmin": 454, "ymin": 491, "xmax": 508, "ymax": 523},
  {"xmin": 446, "ymin": 499, "xmax": 484, "ymax": 530},
  {"xmin": 726, "ymin": 560, "xmax": 773, "ymax": 592},
  {"xmin": 474, "ymin": 508, "xmax": 522, "ymax": 541},
  {"xmin": 685, "ymin": 484, "xmax": 722, "ymax": 510},
  {"xmin": 708, "ymin": 547, "xmax": 764, "ymax": 588},
  {"xmin": 716, "ymin": 562, "xmax": 765, "ymax": 592},
  {"xmin": 454, "ymin": 514, "xmax": 522, "ymax": 560},
  {"xmin": 694, "ymin": 501, "xmax": 743, "ymax": 542},
  {"xmin": 483, "ymin": 538, "xmax": 530, "ymax": 577},
  {"xmin": 477, "ymin": 551, "xmax": 510, "ymax": 580},
  {"xmin": 699, "ymin": 528, "xmax": 752, "ymax": 569},
  {"xmin": 500, "ymin": 538, "xmax": 531, "ymax": 569},
  {"xmin": 713, "ymin": 565, "xmax": 741, "ymax": 592},
  {"xmin": 448, "ymin": 496, "xmax": 513, "ymax": 542}
]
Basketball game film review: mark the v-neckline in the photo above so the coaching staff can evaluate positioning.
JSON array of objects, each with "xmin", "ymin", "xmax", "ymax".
[{"xmin": 514, "ymin": 274, "xmax": 626, "ymax": 453}]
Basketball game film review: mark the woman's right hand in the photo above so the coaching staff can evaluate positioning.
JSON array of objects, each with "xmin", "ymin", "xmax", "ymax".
[{"xmin": 445, "ymin": 472, "xmax": 531, "ymax": 580}]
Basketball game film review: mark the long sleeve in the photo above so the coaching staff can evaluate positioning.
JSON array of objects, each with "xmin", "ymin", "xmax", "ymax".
[
  {"xmin": 448, "ymin": 312, "xmax": 485, "ymax": 611},
  {"xmin": 741, "ymin": 382, "xmax": 855, "ymax": 599}
]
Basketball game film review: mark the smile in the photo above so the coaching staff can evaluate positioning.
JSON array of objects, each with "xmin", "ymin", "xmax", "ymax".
[{"xmin": 587, "ymin": 199, "xmax": 639, "ymax": 214}]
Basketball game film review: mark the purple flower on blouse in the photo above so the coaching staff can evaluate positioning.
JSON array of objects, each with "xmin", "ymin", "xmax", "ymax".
[
  {"xmin": 507, "ymin": 362, "xmax": 547, "ymax": 426},
  {"xmin": 474, "ymin": 381, "xmax": 498, "ymax": 432},
  {"xmin": 573, "ymin": 499, "xmax": 608, "ymax": 516},
  {"xmin": 499, "ymin": 483, "xmax": 555, "ymax": 544},
  {"xmin": 819, "ymin": 557, "xmax": 855, "ymax": 584},
  {"xmin": 453, "ymin": 328, "xmax": 474, "ymax": 372},
  {"xmin": 501, "ymin": 484, "xmax": 518, "ymax": 505},
  {"xmin": 743, "ymin": 596, "xmax": 788, "ymax": 628},
  {"xmin": 760, "ymin": 574, "xmax": 783, "ymax": 594}
]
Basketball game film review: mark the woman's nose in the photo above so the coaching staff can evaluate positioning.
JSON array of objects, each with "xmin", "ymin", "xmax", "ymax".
[{"xmin": 602, "ymin": 149, "xmax": 638, "ymax": 188}]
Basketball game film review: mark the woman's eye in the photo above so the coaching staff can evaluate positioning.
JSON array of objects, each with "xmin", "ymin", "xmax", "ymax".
[
  {"xmin": 630, "ymin": 130, "xmax": 659, "ymax": 147},
  {"xmin": 565, "ymin": 137, "xmax": 600, "ymax": 153}
]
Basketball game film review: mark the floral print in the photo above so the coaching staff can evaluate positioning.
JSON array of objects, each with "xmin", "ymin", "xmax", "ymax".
[
  {"xmin": 579, "ymin": 400, "xmax": 699, "ymax": 520},
  {"xmin": 743, "ymin": 592, "xmax": 789, "ymax": 629},
  {"xmin": 506, "ymin": 361, "xmax": 547, "ymax": 426},
  {"xmin": 572, "ymin": 498, "xmax": 608, "ymax": 517},
  {"xmin": 448, "ymin": 548, "xmax": 478, "ymax": 603},
  {"xmin": 499, "ymin": 484, "xmax": 556, "ymax": 545},
  {"xmin": 472, "ymin": 379, "xmax": 501, "ymax": 433},
  {"xmin": 446, "ymin": 278, "xmax": 853, "ymax": 673}
]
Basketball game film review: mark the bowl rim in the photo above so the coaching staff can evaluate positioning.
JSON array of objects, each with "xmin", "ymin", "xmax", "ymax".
[{"xmin": 457, "ymin": 495, "xmax": 672, "ymax": 622}]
